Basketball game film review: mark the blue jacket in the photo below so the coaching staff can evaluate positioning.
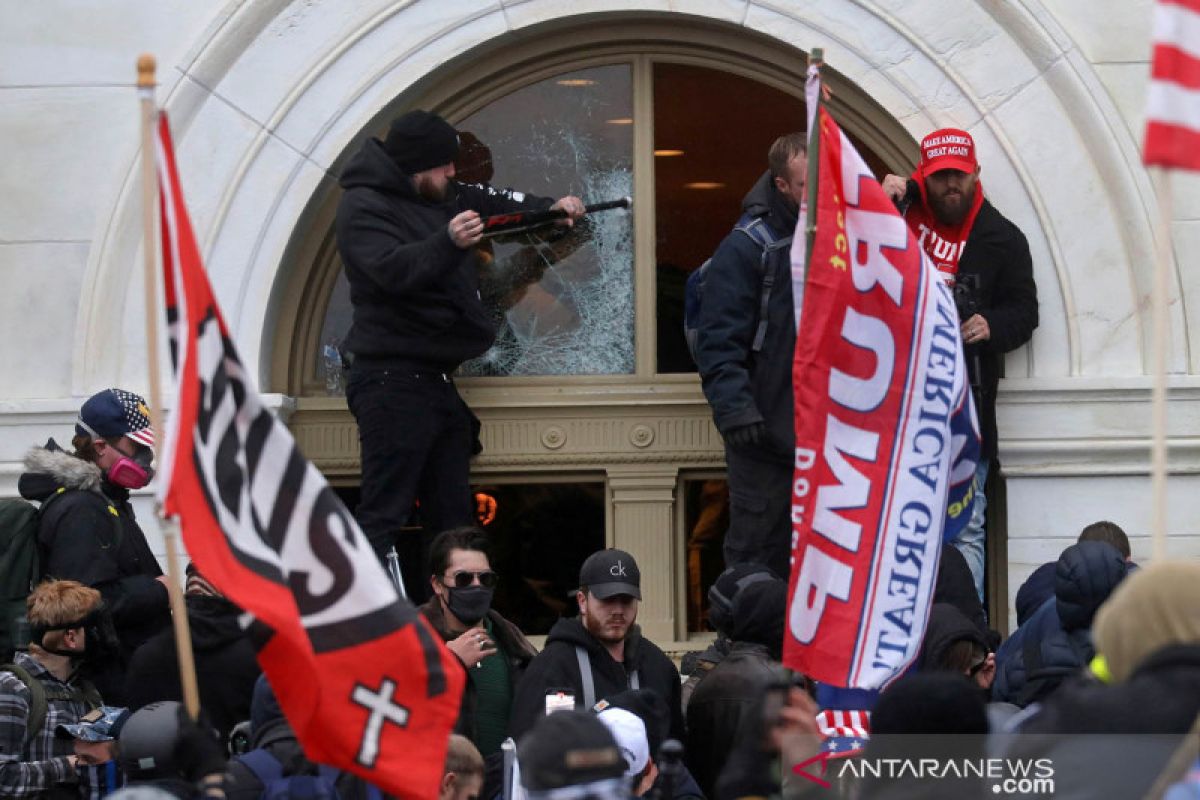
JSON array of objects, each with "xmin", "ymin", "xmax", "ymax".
[{"xmin": 993, "ymin": 541, "xmax": 1127, "ymax": 706}]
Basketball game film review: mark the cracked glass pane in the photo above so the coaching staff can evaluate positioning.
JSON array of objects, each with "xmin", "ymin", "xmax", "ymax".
[{"xmin": 457, "ymin": 64, "xmax": 634, "ymax": 376}]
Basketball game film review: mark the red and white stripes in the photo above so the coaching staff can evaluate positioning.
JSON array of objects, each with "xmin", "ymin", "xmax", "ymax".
[{"xmin": 1145, "ymin": 0, "xmax": 1200, "ymax": 169}]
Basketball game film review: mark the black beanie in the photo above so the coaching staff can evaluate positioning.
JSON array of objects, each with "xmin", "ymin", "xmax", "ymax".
[{"xmin": 383, "ymin": 110, "xmax": 459, "ymax": 175}]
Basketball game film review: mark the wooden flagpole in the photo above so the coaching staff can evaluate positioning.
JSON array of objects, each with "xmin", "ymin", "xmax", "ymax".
[
  {"xmin": 138, "ymin": 54, "xmax": 201, "ymax": 719},
  {"xmin": 1149, "ymin": 166, "xmax": 1172, "ymax": 562}
]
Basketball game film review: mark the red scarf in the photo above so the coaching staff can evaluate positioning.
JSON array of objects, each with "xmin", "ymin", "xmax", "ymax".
[{"xmin": 904, "ymin": 170, "xmax": 985, "ymax": 283}]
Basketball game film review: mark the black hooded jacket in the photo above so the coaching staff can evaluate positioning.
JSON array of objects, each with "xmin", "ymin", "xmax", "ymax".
[
  {"xmin": 684, "ymin": 580, "xmax": 786, "ymax": 800},
  {"xmin": 336, "ymin": 138, "xmax": 553, "ymax": 370},
  {"xmin": 694, "ymin": 172, "xmax": 799, "ymax": 459},
  {"xmin": 993, "ymin": 541, "xmax": 1127, "ymax": 706},
  {"xmin": 508, "ymin": 617, "xmax": 682, "ymax": 743},
  {"xmin": 18, "ymin": 444, "xmax": 170, "ymax": 661},
  {"xmin": 123, "ymin": 594, "xmax": 261, "ymax": 743}
]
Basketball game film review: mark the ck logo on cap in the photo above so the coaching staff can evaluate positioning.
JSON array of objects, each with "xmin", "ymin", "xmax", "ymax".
[{"xmin": 610, "ymin": 561, "xmax": 627, "ymax": 577}]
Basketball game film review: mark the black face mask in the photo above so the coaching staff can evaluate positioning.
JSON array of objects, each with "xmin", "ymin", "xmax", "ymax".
[
  {"xmin": 34, "ymin": 605, "xmax": 121, "ymax": 669},
  {"xmin": 446, "ymin": 586, "xmax": 494, "ymax": 625}
]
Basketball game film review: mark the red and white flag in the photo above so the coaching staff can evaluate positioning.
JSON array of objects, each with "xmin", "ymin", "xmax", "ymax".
[
  {"xmin": 153, "ymin": 112, "xmax": 464, "ymax": 799},
  {"xmin": 1145, "ymin": 0, "xmax": 1200, "ymax": 169},
  {"xmin": 783, "ymin": 108, "xmax": 979, "ymax": 690}
]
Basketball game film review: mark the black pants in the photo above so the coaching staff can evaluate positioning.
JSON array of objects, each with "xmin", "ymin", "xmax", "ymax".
[
  {"xmin": 723, "ymin": 444, "xmax": 793, "ymax": 578},
  {"xmin": 346, "ymin": 366, "xmax": 475, "ymax": 572}
]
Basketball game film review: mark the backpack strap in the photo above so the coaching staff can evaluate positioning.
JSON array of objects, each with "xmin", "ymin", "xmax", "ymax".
[
  {"xmin": 629, "ymin": 670, "xmax": 640, "ymax": 690},
  {"xmin": 238, "ymin": 748, "xmax": 285, "ymax": 786},
  {"xmin": 0, "ymin": 663, "xmax": 48, "ymax": 749},
  {"xmin": 733, "ymin": 216, "xmax": 793, "ymax": 353},
  {"xmin": 574, "ymin": 646, "xmax": 595, "ymax": 710}
]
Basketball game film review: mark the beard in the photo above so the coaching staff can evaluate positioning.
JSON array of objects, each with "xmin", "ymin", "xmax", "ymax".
[
  {"xmin": 929, "ymin": 182, "xmax": 976, "ymax": 226},
  {"xmin": 415, "ymin": 173, "xmax": 450, "ymax": 203},
  {"xmin": 582, "ymin": 606, "xmax": 633, "ymax": 645}
]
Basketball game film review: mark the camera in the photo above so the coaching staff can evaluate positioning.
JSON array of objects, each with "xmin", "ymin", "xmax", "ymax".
[{"xmin": 953, "ymin": 273, "xmax": 980, "ymax": 323}]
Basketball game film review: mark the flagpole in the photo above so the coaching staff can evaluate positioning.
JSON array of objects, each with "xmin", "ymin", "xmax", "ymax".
[
  {"xmin": 803, "ymin": 47, "xmax": 824, "ymax": 271},
  {"xmin": 1149, "ymin": 166, "xmax": 1172, "ymax": 562},
  {"xmin": 138, "ymin": 53, "xmax": 201, "ymax": 719}
]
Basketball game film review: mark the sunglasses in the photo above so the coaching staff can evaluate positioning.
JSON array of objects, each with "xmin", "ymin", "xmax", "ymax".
[{"xmin": 443, "ymin": 570, "xmax": 499, "ymax": 589}]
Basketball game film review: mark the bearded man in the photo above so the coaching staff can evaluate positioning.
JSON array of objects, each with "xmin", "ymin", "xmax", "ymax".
[
  {"xmin": 883, "ymin": 128, "xmax": 1039, "ymax": 602},
  {"xmin": 508, "ymin": 549, "xmax": 682, "ymax": 742},
  {"xmin": 336, "ymin": 110, "xmax": 584, "ymax": 570}
]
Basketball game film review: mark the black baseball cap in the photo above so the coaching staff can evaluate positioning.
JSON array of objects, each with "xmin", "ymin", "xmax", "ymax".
[
  {"xmin": 518, "ymin": 710, "xmax": 624, "ymax": 791},
  {"xmin": 579, "ymin": 549, "xmax": 641, "ymax": 600}
]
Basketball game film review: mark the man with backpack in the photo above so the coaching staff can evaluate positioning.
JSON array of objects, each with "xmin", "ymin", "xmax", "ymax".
[
  {"xmin": 16, "ymin": 388, "xmax": 172, "ymax": 704},
  {"xmin": 692, "ymin": 133, "xmax": 806, "ymax": 579},
  {"xmin": 0, "ymin": 579, "xmax": 115, "ymax": 798}
]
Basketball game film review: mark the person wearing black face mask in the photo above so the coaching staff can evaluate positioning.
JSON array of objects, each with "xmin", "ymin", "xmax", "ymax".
[
  {"xmin": 0, "ymin": 580, "xmax": 118, "ymax": 798},
  {"xmin": 17, "ymin": 388, "xmax": 173, "ymax": 705},
  {"xmin": 419, "ymin": 528, "xmax": 537, "ymax": 778}
]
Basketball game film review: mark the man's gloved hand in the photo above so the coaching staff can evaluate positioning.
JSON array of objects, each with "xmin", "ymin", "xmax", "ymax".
[
  {"xmin": 725, "ymin": 422, "xmax": 767, "ymax": 448},
  {"xmin": 173, "ymin": 706, "xmax": 227, "ymax": 793}
]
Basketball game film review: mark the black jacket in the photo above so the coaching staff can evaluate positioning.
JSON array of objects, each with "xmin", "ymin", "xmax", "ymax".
[
  {"xmin": 508, "ymin": 617, "xmax": 683, "ymax": 743},
  {"xmin": 18, "ymin": 445, "xmax": 170, "ymax": 660},
  {"xmin": 123, "ymin": 594, "xmax": 261, "ymax": 743},
  {"xmin": 685, "ymin": 642, "xmax": 777, "ymax": 800},
  {"xmin": 906, "ymin": 185, "xmax": 1039, "ymax": 461},
  {"xmin": 225, "ymin": 717, "xmax": 373, "ymax": 800},
  {"xmin": 417, "ymin": 597, "xmax": 537, "ymax": 746},
  {"xmin": 694, "ymin": 173, "xmax": 798, "ymax": 460},
  {"xmin": 336, "ymin": 138, "xmax": 552, "ymax": 370},
  {"xmin": 993, "ymin": 542, "xmax": 1127, "ymax": 706}
]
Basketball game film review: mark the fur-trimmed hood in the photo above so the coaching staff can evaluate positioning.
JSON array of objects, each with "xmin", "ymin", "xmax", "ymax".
[{"xmin": 18, "ymin": 441, "xmax": 104, "ymax": 501}]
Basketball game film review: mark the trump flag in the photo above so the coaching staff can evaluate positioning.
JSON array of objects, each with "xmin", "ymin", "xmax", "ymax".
[
  {"xmin": 784, "ymin": 109, "xmax": 980, "ymax": 690},
  {"xmin": 153, "ymin": 112, "xmax": 464, "ymax": 799}
]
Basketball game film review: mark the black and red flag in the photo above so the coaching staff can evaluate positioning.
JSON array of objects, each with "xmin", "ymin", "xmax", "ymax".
[{"xmin": 153, "ymin": 112, "xmax": 464, "ymax": 799}]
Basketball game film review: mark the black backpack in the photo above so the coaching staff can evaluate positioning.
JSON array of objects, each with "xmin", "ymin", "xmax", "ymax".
[
  {"xmin": 683, "ymin": 213, "xmax": 793, "ymax": 364},
  {"xmin": 0, "ymin": 488, "xmax": 121, "ymax": 663}
]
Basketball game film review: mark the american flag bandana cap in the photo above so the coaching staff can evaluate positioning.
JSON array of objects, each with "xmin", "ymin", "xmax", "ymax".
[{"xmin": 76, "ymin": 388, "xmax": 155, "ymax": 448}]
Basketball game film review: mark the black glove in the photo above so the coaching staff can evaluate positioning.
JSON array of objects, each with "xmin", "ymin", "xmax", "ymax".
[
  {"xmin": 725, "ymin": 422, "xmax": 767, "ymax": 448},
  {"xmin": 172, "ymin": 706, "xmax": 227, "ymax": 784}
]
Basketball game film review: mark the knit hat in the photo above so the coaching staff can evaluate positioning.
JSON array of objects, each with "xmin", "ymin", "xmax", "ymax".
[
  {"xmin": 383, "ymin": 110, "xmax": 460, "ymax": 175},
  {"xmin": 707, "ymin": 564, "xmax": 777, "ymax": 635},
  {"xmin": 1092, "ymin": 560, "xmax": 1200, "ymax": 683}
]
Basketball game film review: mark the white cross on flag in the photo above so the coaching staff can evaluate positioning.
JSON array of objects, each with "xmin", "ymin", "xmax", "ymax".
[
  {"xmin": 153, "ymin": 111, "xmax": 464, "ymax": 799},
  {"xmin": 1145, "ymin": 0, "xmax": 1200, "ymax": 169}
]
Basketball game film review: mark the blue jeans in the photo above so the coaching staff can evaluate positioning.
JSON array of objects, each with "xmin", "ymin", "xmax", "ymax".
[{"xmin": 952, "ymin": 458, "xmax": 989, "ymax": 602}]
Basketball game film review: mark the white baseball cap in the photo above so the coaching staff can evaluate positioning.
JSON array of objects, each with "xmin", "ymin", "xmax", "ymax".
[{"xmin": 595, "ymin": 708, "xmax": 650, "ymax": 778}]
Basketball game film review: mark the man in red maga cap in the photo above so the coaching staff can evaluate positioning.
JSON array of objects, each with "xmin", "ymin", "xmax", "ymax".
[{"xmin": 883, "ymin": 128, "xmax": 1039, "ymax": 605}]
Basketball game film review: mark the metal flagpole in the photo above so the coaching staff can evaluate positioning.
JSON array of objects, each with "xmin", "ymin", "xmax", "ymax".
[
  {"xmin": 138, "ymin": 53, "xmax": 201, "ymax": 719},
  {"xmin": 803, "ymin": 48, "xmax": 824, "ymax": 272}
]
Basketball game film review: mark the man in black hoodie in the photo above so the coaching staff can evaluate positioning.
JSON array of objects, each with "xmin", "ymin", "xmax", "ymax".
[
  {"xmin": 508, "ymin": 549, "xmax": 682, "ymax": 743},
  {"xmin": 336, "ymin": 110, "xmax": 584, "ymax": 564},
  {"xmin": 693, "ymin": 133, "xmax": 806, "ymax": 578}
]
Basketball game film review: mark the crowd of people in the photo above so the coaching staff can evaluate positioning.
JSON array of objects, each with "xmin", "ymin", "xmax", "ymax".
[{"xmin": 2, "ymin": 109, "xmax": 1196, "ymax": 799}]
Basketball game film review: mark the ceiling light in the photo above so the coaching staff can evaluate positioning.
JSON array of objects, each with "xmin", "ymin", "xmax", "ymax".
[
  {"xmin": 654, "ymin": 149, "xmax": 684, "ymax": 157},
  {"xmin": 684, "ymin": 181, "xmax": 725, "ymax": 189},
  {"xmin": 557, "ymin": 79, "xmax": 596, "ymax": 87},
  {"xmin": 606, "ymin": 118, "xmax": 634, "ymax": 125}
]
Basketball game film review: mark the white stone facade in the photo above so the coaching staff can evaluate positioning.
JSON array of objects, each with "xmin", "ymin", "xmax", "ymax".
[{"xmin": 2, "ymin": 0, "xmax": 1197, "ymax": 630}]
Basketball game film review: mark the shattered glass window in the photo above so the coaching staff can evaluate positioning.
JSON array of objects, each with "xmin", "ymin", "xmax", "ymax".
[{"xmin": 456, "ymin": 64, "xmax": 634, "ymax": 376}]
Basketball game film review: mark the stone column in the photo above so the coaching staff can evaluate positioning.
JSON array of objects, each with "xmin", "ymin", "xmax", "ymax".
[{"xmin": 607, "ymin": 465, "xmax": 679, "ymax": 644}]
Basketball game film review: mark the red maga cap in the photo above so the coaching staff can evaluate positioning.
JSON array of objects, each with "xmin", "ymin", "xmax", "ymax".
[{"xmin": 919, "ymin": 128, "xmax": 977, "ymax": 175}]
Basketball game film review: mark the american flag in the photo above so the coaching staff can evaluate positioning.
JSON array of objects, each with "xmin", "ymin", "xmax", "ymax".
[
  {"xmin": 113, "ymin": 389, "xmax": 155, "ymax": 448},
  {"xmin": 1144, "ymin": 0, "xmax": 1200, "ymax": 169},
  {"xmin": 816, "ymin": 709, "xmax": 870, "ymax": 759}
]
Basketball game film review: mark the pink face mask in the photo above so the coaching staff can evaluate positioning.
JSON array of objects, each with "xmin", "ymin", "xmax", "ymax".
[{"xmin": 107, "ymin": 456, "xmax": 152, "ymax": 490}]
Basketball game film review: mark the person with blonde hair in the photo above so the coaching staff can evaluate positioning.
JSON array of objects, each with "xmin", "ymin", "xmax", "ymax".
[
  {"xmin": 0, "ymin": 579, "xmax": 119, "ymax": 797},
  {"xmin": 440, "ymin": 734, "xmax": 484, "ymax": 800}
]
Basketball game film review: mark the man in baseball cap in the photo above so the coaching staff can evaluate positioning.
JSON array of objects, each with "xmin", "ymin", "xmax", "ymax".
[
  {"xmin": 509, "ymin": 549, "xmax": 683, "ymax": 745},
  {"xmin": 518, "ymin": 710, "xmax": 627, "ymax": 798},
  {"xmin": 881, "ymin": 127, "xmax": 1038, "ymax": 603}
]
